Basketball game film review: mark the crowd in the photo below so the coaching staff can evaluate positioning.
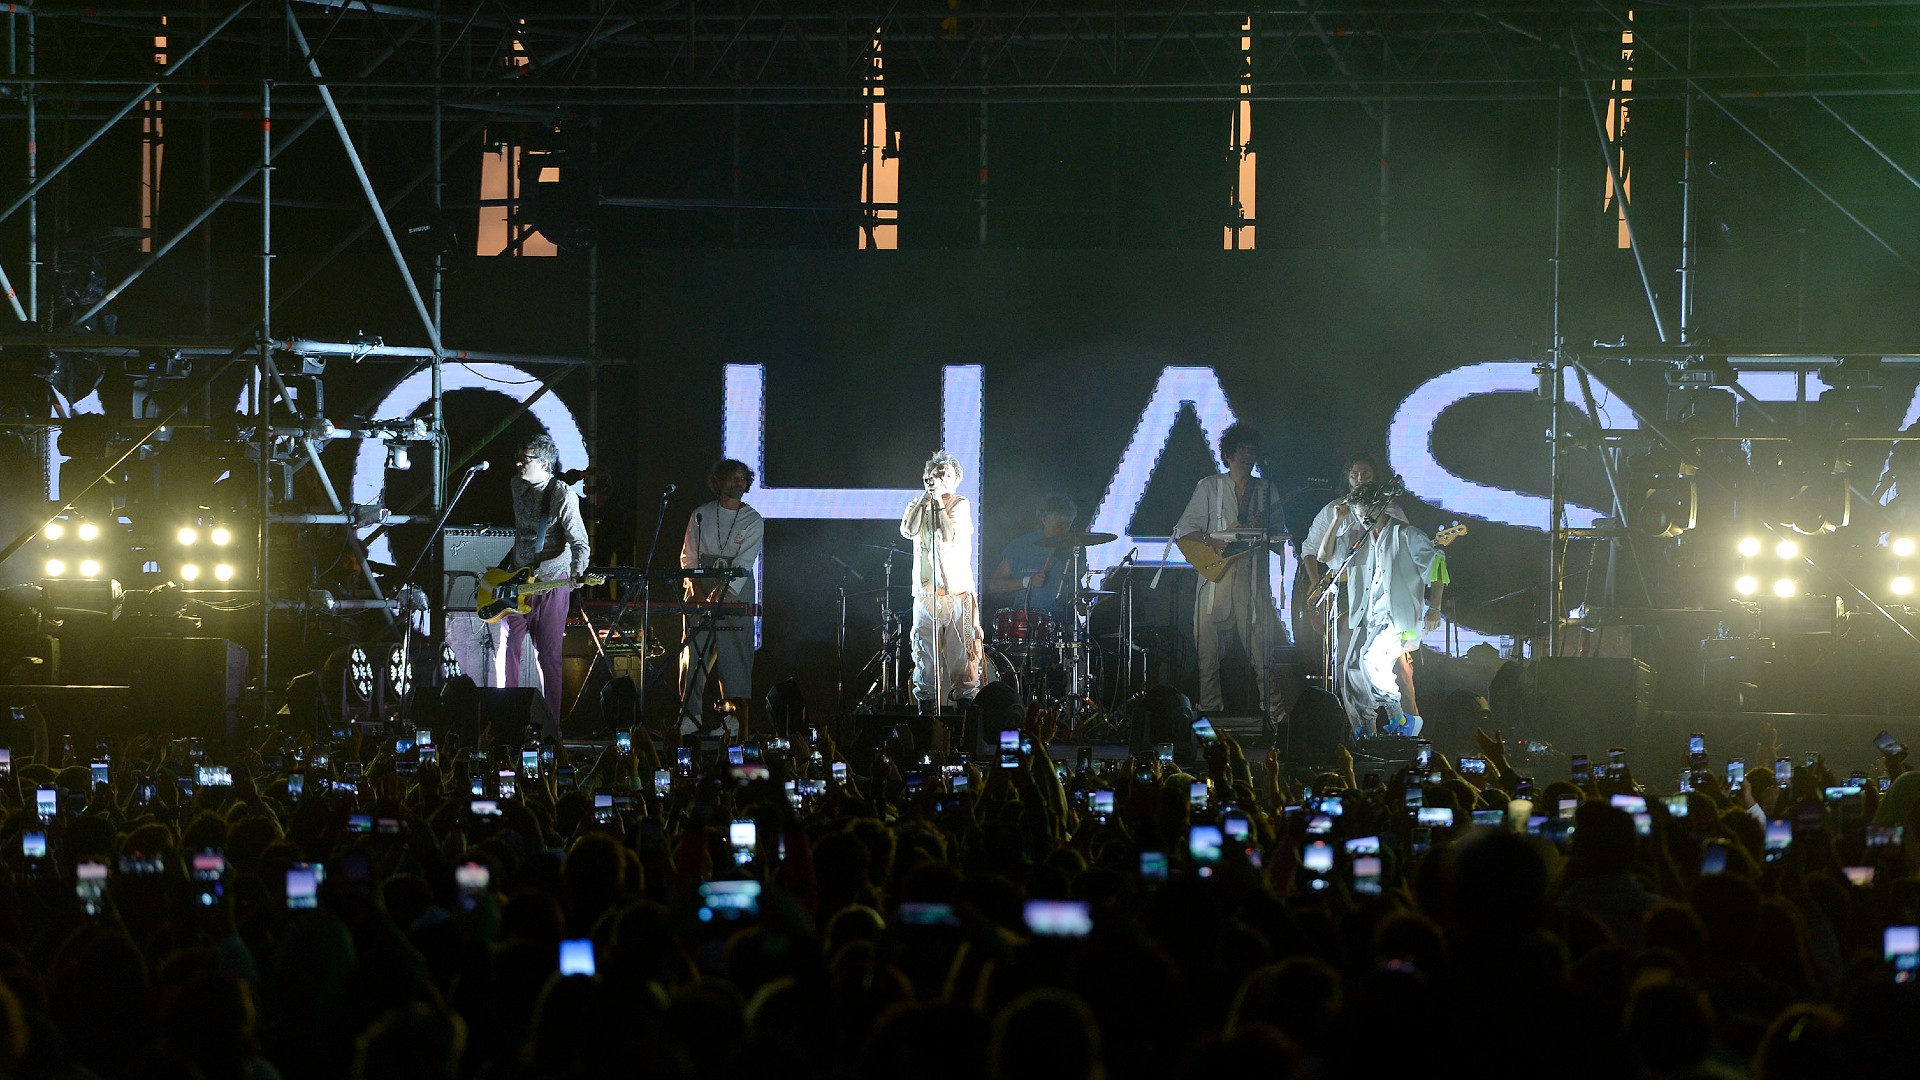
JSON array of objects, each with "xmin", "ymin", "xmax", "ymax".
[{"xmin": 1, "ymin": 678, "xmax": 1918, "ymax": 1080}]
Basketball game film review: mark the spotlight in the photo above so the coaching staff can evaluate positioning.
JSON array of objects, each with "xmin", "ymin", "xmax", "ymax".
[
  {"xmin": 1775, "ymin": 539, "xmax": 1801, "ymax": 560},
  {"xmin": 77, "ymin": 522, "xmax": 99, "ymax": 542},
  {"xmin": 386, "ymin": 443, "xmax": 411, "ymax": 471},
  {"xmin": 1737, "ymin": 537, "xmax": 1762, "ymax": 558},
  {"xmin": 78, "ymin": 559, "xmax": 100, "ymax": 578},
  {"xmin": 439, "ymin": 642, "xmax": 461, "ymax": 681},
  {"xmin": 386, "ymin": 644, "xmax": 413, "ymax": 701},
  {"xmin": 43, "ymin": 522, "xmax": 63, "ymax": 541},
  {"xmin": 180, "ymin": 563, "xmax": 201, "ymax": 582},
  {"xmin": 44, "ymin": 558, "xmax": 65, "ymax": 577},
  {"xmin": 213, "ymin": 563, "xmax": 235, "ymax": 582},
  {"xmin": 1894, "ymin": 576, "xmax": 1915, "ymax": 597},
  {"xmin": 1896, "ymin": 537, "xmax": 1917, "ymax": 559},
  {"xmin": 210, "ymin": 526, "xmax": 232, "ymax": 546},
  {"xmin": 1773, "ymin": 578, "xmax": 1798, "ymax": 598},
  {"xmin": 177, "ymin": 526, "xmax": 198, "ymax": 546},
  {"xmin": 1635, "ymin": 476, "xmax": 1698, "ymax": 539},
  {"xmin": 1735, "ymin": 575, "xmax": 1760, "ymax": 597}
]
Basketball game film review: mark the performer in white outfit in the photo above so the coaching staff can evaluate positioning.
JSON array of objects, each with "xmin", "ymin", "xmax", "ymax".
[
  {"xmin": 1176, "ymin": 423, "xmax": 1287, "ymax": 719},
  {"xmin": 1301, "ymin": 453, "xmax": 1447, "ymax": 736},
  {"xmin": 679, "ymin": 458, "xmax": 764, "ymax": 735},
  {"xmin": 900, "ymin": 450, "xmax": 983, "ymax": 712}
]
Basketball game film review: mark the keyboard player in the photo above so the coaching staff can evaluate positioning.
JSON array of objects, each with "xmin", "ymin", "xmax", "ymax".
[{"xmin": 678, "ymin": 458, "xmax": 764, "ymax": 736}]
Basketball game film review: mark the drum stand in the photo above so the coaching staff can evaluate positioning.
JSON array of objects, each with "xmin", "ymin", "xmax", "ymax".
[{"xmin": 853, "ymin": 546, "xmax": 915, "ymax": 710}]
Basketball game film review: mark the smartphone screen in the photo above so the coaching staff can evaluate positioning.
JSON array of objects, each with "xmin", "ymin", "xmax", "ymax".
[
  {"xmin": 1302, "ymin": 841, "xmax": 1334, "ymax": 875},
  {"xmin": 676, "ymin": 746, "xmax": 693, "ymax": 774},
  {"xmin": 1190, "ymin": 717, "xmax": 1219, "ymax": 744},
  {"xmin": 497, "ymin": 770, "xmax": 517, "ymax": 799},
  {"xmin": 1352, "ymin": 855, "xmax": 1383, "ymax": 895},
  {"xmin": 1022, "ymin": 899, "xmax": 1094, "ymax": 938},
  {"xmin": 1876, "ymin": 730, "xmax": 1907, "ymax": 758},
  {"xmin": 22, "ymin": 831, "xmax": 46, "ymax": 859},
  {"xmin": 36, "ymin": 787, "xmax": 56, "ymax": 822},
  {"xmin": 1688, "ymin": 733, "xmax": 1707, "ymax": 769},
  {"xmin": 832, "ymin": 761, "xmax": 848, "ymax": 782},
  {"xmin": 1764, "ymin": 819, "xmax": 1793, "ymax": 861},
  {"xmin": 1091, "ymin": 789, "xmax": 1115, "ymax": 816},
  {"xmin": 559, "ymin": 938, "xmax": 596, "ymax": 977},
  {"xmin": 1187, "ymin": 824, "xmax": 1224, "ymax": 869},
  {"xmin": 1727, "ymin": 759, "xmax": 1746, "ymax": 790},
  {"xmin": 729, "ymin": 819, "xmax": 758, "ymax": 865},
  {"xmin": 1188, "ymin": 780, "xmax": 1208, "ymax": 810},
  {"xmin": 1139, "ymin": 850, "xmax": 1168, "ymax": 883},
  {"xmin": 285, "ymin": 865, "xmax": 319, "ymax": 910},
  {"xmin": 75, "ymin": 860, "xmax": 108, "ymax": 915},
  {"xmin": 1885, "ymin": 925, "xmax": 1920, "ymax": 982},
  {"xmin": 652, "ymin": 768, "xmax": 671, "ymax": 793},
  {"xmin": 616, "ymin": 730, "xmax": 632, "ymax": 754},
  {"xmin": 1570, "ymin": 754, "xmax": 1590, "ymax": 783},
  {"xmin": 1776, "ymin": 756, "xmax": 1793, "ymax": 784},
  {"xmin": 1700, "ymin": 843, "xmax": 1730, "ymax": 876}
]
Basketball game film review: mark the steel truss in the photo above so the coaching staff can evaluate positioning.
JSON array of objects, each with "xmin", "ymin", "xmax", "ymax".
[{"xmin": 0, "ymin": 2, "xmax": 1913, "ymax": 705}]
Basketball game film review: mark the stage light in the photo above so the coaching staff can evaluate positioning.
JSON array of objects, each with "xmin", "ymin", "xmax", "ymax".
[
  {"xmin": 78, "ymin": 559, "xmax": 100, "ymax": 578},
  {"xmin": 44, "ymin": 558, "xmax": 64, "ymax": 577},
  {"xmin": 1735, "ymin": 575, "xmax": 1760, "ymax": 597},
  {"xmin": 1894, "ymin": 576, "xmax": 1915, "ymax": 597},
  {"xmin": 213, "ymin": 563, "xmax": 235, "ymax": 582},
  {"xmin": 180, "ymin": 563, "xmax": 201, "ymax": 582},
  {"xmin": 386, "ymin": 644, "xmax": 414, "ymax": 702},
  {"xmin": 1895, "ymin": 537, "xmax": 1917, "ymax": 559},
  {"xmin": 1635, "ymin": 476, "xmax": 1698, "ymax": 539},
  {"xmin": 1737, "ymin": 537, "xmax": 1762, "ymax": 558},
  {"xmin": 43, "ymin": 522, "xmax": 63, "ymax": 541},
  {"xmin": 1776, "ymin": 539, "xmax": 1801, "ymax": 560},
  {"xmin": 177, "ymin": 526, "xmax": 198, "ymax": 546},
  {"xmin": 1773, "ymin": 578, "xmax": 1798, "ymax": 598},
  {"xmin": 210, "ymin": 526, "xmax": 232, "ymax": 546},
  {"xmin": 386, "ymin": 444, "xmax": 411, "ymax": 471},
  {"xmin": 77, "ymin": 522, "xmax": 99, "ymax": 542},
  {"xmin": 439, "ymin": 642, "xmax": 461, "ymax": 681}
]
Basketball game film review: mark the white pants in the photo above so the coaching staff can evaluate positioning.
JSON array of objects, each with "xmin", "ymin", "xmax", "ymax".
[
  {"xmin": 679, "ymin": 612, "xmax": 754, "ymax": 736},
  {"xmin": 911, "ymin": 593, "xmax": 982, "ymax": 704},
  {"xmin": 1333, "ymin": 614, "xmax": 1408, "ymax": 733},
  {"xmin": 1195, "ymin": 611, "xmax": 1273, "ymax": 713}
]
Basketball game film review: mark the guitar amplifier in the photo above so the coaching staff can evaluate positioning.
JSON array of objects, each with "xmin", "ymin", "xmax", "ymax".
[{"xmin": 442, "ymin": 526, "xmax": 516, "ymax": 611}]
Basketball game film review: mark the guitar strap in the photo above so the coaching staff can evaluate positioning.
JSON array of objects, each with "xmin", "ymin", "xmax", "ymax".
[{"xmin": 530, "ymin": 480, "xmax": 561, "ymax": 563}]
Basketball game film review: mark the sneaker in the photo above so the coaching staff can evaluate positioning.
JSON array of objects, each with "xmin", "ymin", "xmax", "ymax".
[{"xmin": 1402, "ymin": 714, "xmax": 1423, "ymax": 737}]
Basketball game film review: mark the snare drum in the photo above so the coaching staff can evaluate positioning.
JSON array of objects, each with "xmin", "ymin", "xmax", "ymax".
[{"xmin": 992, "ymin": 608, "xmax": 1056, "ymax": 651}]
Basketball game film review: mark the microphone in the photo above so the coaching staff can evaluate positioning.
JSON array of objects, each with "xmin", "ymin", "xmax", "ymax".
[
  {"xmin": 1123, "ymin": 547, "xmax": 1139, "ymax": 565},
  {"xmin": 831, "ymin": 555, "xmax": 866, "ymax": 581},
  {"xmin": 467, "ymin": 460, "xmax": 490, "ymax": 473},
  {"xmin": 661, "ymin": 482, "xmax": 676, "ymax": 499}
]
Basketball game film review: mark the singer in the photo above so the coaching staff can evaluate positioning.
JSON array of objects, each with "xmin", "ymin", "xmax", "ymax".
[
  {"xmin": 1175, "ymin": 423, "xmax": 1287, "ymax": 723},
  {"xmin": 678, "ymin": 458, "xmax": 763, "ymax": 736},
  {"xmin": 900, "ymin": 450, "xmax": 983, "ymax": 713},
  {"xmin": 495, "ymin": 432, "xmax": 591, "ymax": 727}
]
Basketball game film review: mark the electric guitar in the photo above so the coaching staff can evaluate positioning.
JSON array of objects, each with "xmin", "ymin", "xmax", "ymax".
[
  {"xmin": 476, "ymin": 566, "xmax": 606, "ymax": 622},
  {"xmin": 1305, "ymin": 521, "xmax": 1467, "ymax": 608},
  {"xmin": 1177, "ymin": 533, "xmax": 1273, "ymax": 584}
]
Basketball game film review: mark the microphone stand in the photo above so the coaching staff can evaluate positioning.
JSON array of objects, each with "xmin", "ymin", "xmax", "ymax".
[
  {"xmin": 638, "ymin": 485, "xmax": 675, "ymax": 727},
  {"xmin": 397, "ymin": 462, "xmax": 491, "ymax": 727}
]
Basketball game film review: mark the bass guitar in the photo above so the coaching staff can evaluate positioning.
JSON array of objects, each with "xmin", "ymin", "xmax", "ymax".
[
  {"xmin": 476, "ymin": 566, "xmax": 606, "ymax": 623},
  {"xmin": 1304, "ymin": 521, "xmax": 1467, "ymax": 608}
]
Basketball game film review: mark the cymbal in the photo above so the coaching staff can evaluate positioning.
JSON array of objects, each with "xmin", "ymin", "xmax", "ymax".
[
  {"xmin": 1079, "ymin": 589, "xmax": 1118, "ymax": 598},
  {"xmin": 855, "ymin": 543, "xmax": 910, "ymax": 557},
  {"xmin": 1036, "ymin": 530, "xmax": 1119, "ymax": 549}
]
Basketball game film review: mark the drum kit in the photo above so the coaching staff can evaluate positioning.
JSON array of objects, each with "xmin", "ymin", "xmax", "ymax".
[{"xmin": 837, "ymin": 528, "xmax": 1126, "ymax": 729}]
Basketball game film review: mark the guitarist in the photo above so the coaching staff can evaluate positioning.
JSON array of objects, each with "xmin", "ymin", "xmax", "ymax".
[
  {"xmin": 1301, "ymin": 452, "xmax": 1447, "ymax": 737},
  {"xmin": 1175, "ymin": 423, "xmax": 1288, "ymax": 722},
  {"xmin": 496, "ymin": 433, "xmax": 592, "ymax": 728},
  {"xmin": 677, "ymin": 458, "xmax": 763, "ymax": 736}
]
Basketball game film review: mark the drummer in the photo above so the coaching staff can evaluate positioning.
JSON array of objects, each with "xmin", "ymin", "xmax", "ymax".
[{"xmin": 987, "ymin": 493, "xmax": 1079, "ymax": 627}]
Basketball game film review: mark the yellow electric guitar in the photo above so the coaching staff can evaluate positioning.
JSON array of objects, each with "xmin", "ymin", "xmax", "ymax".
[
  {"xmin": 1177, "ymin": 532, "xmax": 1273, "ymax": 584},
  {"xmin": 476, "ymin": 566, "xmax": 606, "ymax": 622},
  {"xmin": 1304, "ymin": 521, "xmax": 1467, "ymax": 607}
]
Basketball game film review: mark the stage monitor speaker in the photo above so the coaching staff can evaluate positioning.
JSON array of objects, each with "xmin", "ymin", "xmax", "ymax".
[
  {"xmin": 442, "ymin": 526, "xmax": 517, "ymax": 611},
  {"xmin": 851, "ymin": 709, "xmax": 952, "ymax": 763},
  {"xmin": 475, "ymin": 686, "xmax": 555, "ymax": 744},
  {"xmin": 1534, "ymin": 657, "xmax": 1653, "ymax": 753},
  {"xmin": 129, "ymin": 637, "xmax": 248, "ymax": 740}
]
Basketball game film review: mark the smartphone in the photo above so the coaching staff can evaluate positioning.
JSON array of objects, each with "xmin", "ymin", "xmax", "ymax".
[
  {"xmin": 35, "ymin": 786, "xmax": 56, "ymax": 823},
  {"xmin": 1091, "ymin": 789, "xmax": 1115, "ymax": 817},
  {"xmin": 347, "ymin": 812, "xmax": 373, "ymax": 834},
  {"xmin": 455, "ymin": 861, "xmax": 490, "ymax": 913},
  {"xmin": 1157, "ymin": 743, "xmax": 1174, "ymax": 767},
  {"xmin": 1678, "ymin": 769, "xmax": 1695, "ymax": 793},
  {"xmin": 559, "ymin": 938, "xmax": 596, "ymax": 977},
  {"xmin": 89, "ymin": 760, "xmax": 109, "ymax": 788},
  {"xmin": 469, "ymin": 799, "xmax": 502, "ymax": 821},
  {"xmin": 1608, "ymin": 747, "xmax": 1627, "ymax": 775},
  {"xmin": 1776, "ymin": 756, "xmax": 1794, "ymax": 785},
  {"xmin": 557, "ymin": 764, "xmax": 576, "ymax": 788},
  {"xmin": 1139, "ymin": 850, "xmax": 1169, "ymax": 885},
  {"xmin": 1302, "ymin": 840, "xmax": 1335, "ymax": 875},
  {"xmin": 1188, "ymin": 780, "xmax": 1208, "ymax": 810},
  {"xmin": 1188, "ymin": 824, "xmax": 1224, "ymax": 870},
  {"xmin": 729, "ymin": 819, "xmax": 758, "ymax": 865},
  {"xmin": 1076, "ymin": 746, "xmax": 1094, "ymax": 771},
  {"xmin": 285, "ymin": 865, "xmax": 319, "ymax": 910},
  {"xmin": 1413, "ymin": 740, "xmax": 1433, "ymax": 772},
  {"xmin": 616, "ymin": 730, "xmax": 632, "ymax": 755},
  {"xmin": 653, "ymin": 768, "xmax": 671, "ymax": 793},
  {"xmin": 1687, "ymin": 733, "xmax": 1707, "ymax": 770},
  {"xmin": 1570, "ymin": 755, "xmax": 1590, "ymax": 784},
  {"xmin": 1222, "ymin": 813, "xmax": 1251, "ymax": 841},
  {"xmin": 998, "ymin": 729, "xmax": 1020, "ymax": 752},
  {"xmin": 1410, "ymin": 827, "xmax": 1433, "ymax": 857},
  {"xmin": 1764, "ymin": 819, "xmax": 1792, "ymax": 862},
  {"xmin": 832, "ymin": 761, "xmax": 848, "ymax": 782},
  {"xmin": 1876, "ymin": 730, "xmax": 1908, "ymax": 758},
  {"xmin": 726, "ymin": 745, "xmax": 745, "ymax": 767},
  {"xmin": 1557, "ymin": 796, "xmax": 1578, "ymax": 822},
  {"xmin": 1471, "ymin": 809, "xmax": 1505, "ymax": 828},
  {"xmin": 497, "ymin": 769, "xmax": 517, "ymax": 800},
  {"xmin": 1662, "ymin": 794, "xmax": 1689, "ymax": 819},
  {"xmin": 0, "ymin": 747, "xmax": 9, "ymax": 779},
  {"xmin": 521, "ymin": 749, "xmax": 540, "ymax": 778},
  {"xmin": 22, "ymin": 831, "xmax": 46, "ymax": 859},
  {"xmin": 1885, "ymin": 925, "xmax": 1920, "ymax": 982},
  {"xmin": 288, "ymin": 773, "xmax": 305, "ymax": 800},
  {"xmin": 1727, "ymin": 759, "xmax": 1746, "ymax": 791},
  {"xmin": 1869, "ymin": 825, "xmax": 1905, "ymax": 848},
  {"xmin": 1352, "ymin": 855, "xmax": 1383, "ymax": 895},
  {"xmin": 1404, "ymin": 786, "xmax": 1425, "ymax": 811},
  {"xmin": 1023, "ymin": 899, "xmax": 1094, "ymax": 939},
  {"xmin": 1417, "ymin": 806, "xmax": 1454, "ymax": 828},
  {"xmin": 1320, "ymin": 795, "xmax": 1345, "ymax": 817},
  {"xmin": 76, "ymin": 860, "xmax": 108, "ymax": 916},
  {"xmin": 1845, "ymin": 865, "xmax": 1876, "ymax": 888},
  {"xmin": 1458, "ymin": 755, "xmax": 1488, "ymax": 776},
  {"xmin": 676, "ymin": 746, "xmax": 693, "ymax": 775},
  {"xmin": 191, "ymin": 850, "xmax": 226, "ymax": 907},
  {"xmin": 1700, "ymin": 842, "xmax": 1731, "ymax": 876},
  {"xmin": 698, "ymin": 879, "xmax": 762, "ymax": 921},
  {"xmin": 1344, "ymin": 835, "xmax": 1381, "ymax": 856},
  {"xmin": 1190, "ymin": 717, "xmax": 1219, "ymax": 745}
]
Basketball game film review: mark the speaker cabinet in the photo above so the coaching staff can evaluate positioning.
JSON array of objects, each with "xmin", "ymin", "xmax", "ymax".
[
  {"xmin": 1534, "ymin": 657, "xmax": 1653, "ymax": 752},
  {"xmin": 129, "ymin": 637, "xmax": 249, "ymax": 740}
]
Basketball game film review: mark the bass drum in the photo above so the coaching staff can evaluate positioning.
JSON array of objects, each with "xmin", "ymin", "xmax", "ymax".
[{"xmin": 981, "ymin": 644, "xmax": 1021, "ymax": 702}]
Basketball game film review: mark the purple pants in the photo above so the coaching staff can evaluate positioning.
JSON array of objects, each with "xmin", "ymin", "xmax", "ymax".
[{"xmin": 502, "ymin": 585, "xmax": 569, "ymax": 729}]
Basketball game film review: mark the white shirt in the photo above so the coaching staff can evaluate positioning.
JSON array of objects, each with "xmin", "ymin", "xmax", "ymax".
[
  {"xmin": 1176, "ymin": 472, "xmax": 1284, "ymax": 622},
  {"xmin": 901, "ymin": 494, "xmax": 976, "ymax": 597},
  {"xmin": 680, "ymin": 500, "xmax": 763, "ymax": 599}
]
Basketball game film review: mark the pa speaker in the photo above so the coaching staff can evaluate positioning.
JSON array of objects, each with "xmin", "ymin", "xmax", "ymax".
[
  {"xmin": 1534, "ymin": 657, "xmax": 1653, "ymax": 753},
  {"xmin": 476, "ymin": 686, "xmax": 554, "ymax": 744},
  {"xmin": 129, "ymin": 637, "xmax": 248, "ymax": 740}
]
